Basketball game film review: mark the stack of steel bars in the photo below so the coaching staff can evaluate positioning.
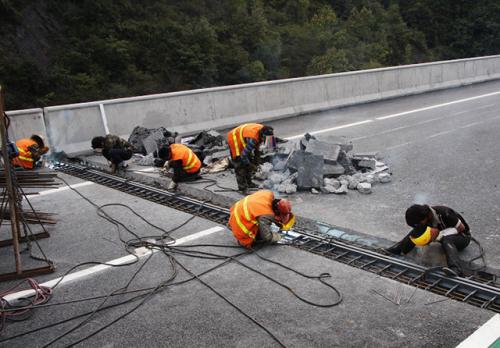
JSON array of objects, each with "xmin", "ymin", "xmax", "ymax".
[{"xmin": 0, "ymin": 169, "xmax": 58, "ymax": 224}]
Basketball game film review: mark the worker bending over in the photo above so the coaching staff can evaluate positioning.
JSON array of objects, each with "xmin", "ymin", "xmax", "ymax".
[
  {"xmin": 228, "ymin": 190, "xmax": 293, "ymax": 248},
  {"xmin": 227, "ymin": 123, "xmax": 274, "ymax": 193},
  {"xmin": 11, "ymin": 134, "xmax": 49, "ymax": 169},
  {"xmin": 386, "ymin": 204, "xmax": 471, "ymax": 276},
  {"xmin": 158, "ymin": 143, "xmax": 201, "ymax": 191},
  {"xmin": 91, "ymin": 135, "xmax": 133, "ymax": 174}
]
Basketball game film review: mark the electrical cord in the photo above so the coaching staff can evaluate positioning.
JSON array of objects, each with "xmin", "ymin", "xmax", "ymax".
[{"xmin": 1, "ymin": 172, "xmax": 344, "ymax": 348}]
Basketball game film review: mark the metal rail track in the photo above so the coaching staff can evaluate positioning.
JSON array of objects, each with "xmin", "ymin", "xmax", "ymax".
[{"xmin": 54, "ymin": 161, "xmax": 500, "ymax": 313}]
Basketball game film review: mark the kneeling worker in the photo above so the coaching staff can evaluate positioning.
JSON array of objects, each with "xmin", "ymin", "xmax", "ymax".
[
  {"xmin": 11, "ymin": 134, "xmax": 49, "ymax": 169},
  {"xmin": 386, "ymin": 204, "xmax": 471, "ymax": 276},
  {"xmin": 227, "ymin": 123, "xmax": 274, "ymax": 193},
  {"xmin": 91, "ymin": 135, "xmax": 133, "ymax": 174},
  {"xmin": 158, "ymin": 143, "xmax": 201, "ymax": 191},
  {"xmin": 228, "ymin": 190, "xmax": 293, "ymax": 248}
]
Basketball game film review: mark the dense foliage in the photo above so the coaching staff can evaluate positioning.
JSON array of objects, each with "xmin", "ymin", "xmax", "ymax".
[{"xmin": 1, "ymin": 0, "xmax": 499, "ymax": 109}]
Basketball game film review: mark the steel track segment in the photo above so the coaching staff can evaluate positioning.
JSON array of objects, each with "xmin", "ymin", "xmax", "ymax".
[{"xmin": 53, "ymin": 161, "xmax": 500, "ymax": 312}]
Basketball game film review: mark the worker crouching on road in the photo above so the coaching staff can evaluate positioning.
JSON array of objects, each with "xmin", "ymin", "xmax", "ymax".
[
  {"xmin": 158, "ymin": 143, "xmax": 201, "ymax": 191},
  {"xmin": 91, "ymin": 135, "xmax": 133, "ymax": 174},
  {"xmin": 386, "ymin": 204, "xmax": 471, "ymax": 276},
  {"xmin": 228, "ymin": 190, "xmax": 293, "ymax": 248},
  {"xmin": 11, "ymin": 134, "xmax": 49, "ymax": 169},
  {"xmin": 227, "ymin": 123, "xmax": 274, "ymax": 193}
]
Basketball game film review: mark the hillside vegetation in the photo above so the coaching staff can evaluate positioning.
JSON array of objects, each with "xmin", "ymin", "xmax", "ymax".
[{"xmin": 1, "ymin": 0, "xmax": 499, "ymax": 109}]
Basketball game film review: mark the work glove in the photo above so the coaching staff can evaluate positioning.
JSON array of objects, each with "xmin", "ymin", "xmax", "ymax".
[
  {"xmin": 435, "ymin": 227, "xmax": 459, "ymax": 242},
  {"xmin": 160, "ymin": 161, "xmax": 171, "ymax": 175}
]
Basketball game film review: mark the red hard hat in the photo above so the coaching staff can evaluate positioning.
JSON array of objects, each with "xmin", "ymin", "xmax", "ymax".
[{"xmin": 276, "ymin": 199, "xmax": 292, "ymax": 224}]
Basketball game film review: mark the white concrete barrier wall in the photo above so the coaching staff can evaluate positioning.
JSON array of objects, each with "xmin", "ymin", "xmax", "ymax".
[
  {"xmin": 3, "ymin": 108, "xmax": 45, "ymax": 141},
  {"xmin": 7, "ymin": 55, "xmax": 500, "ymax": 155}
]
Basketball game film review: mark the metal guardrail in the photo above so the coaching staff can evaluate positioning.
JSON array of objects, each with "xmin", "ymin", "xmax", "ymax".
[{"xmin": 53, "ymin": 161, "xmax": 500, "ymax": 313}]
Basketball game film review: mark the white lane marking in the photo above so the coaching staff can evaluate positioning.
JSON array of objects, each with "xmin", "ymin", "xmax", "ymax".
[
  {"xmin": 376, "ymin": 91, "xmax": 500, "ymax": 120},
  {"xmin": 460, "ymin": 121, "xmax": 484, "ymax": 129},
  {"xmin": 426, "ymin": 130, "xmax": 454, "ymax": 139},
  {"xmin": 384, "ymin": 115, "xmax": 500, "ymax": 151},
  {"xmin": 351, "ymin": 117, "xmax": 442, "ymax": 141},
  {"xmin": 285, "ymin": 120, "xmax": 373, "ymax": 140},
  {"xmin": 29, "ymin": 182, "xmax": 95, "ymax": 199},
  {"xmin": 456, "ymin": 314, "xmax": 500, "ymax": 348},
  {"xmin": 386, "ymin": 142, "xmax": 413, "ymax": 150},
  {"xmin": 2, "ymin": 226, "xmax": 226, "ymax": 302}
]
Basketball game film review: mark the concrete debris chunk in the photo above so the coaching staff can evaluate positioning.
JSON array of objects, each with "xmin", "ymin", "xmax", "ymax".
[
  {"xmin": 346, "ymin": 176, "xmax": 359, "ymax": 190},
  {"xmin": 323, "ymin": 163, "xmax": 345, "ymax": 177},
  {"xmin": 296, "ymin": 154, "xmax": 323, "ymax": 189},
  {"xmin": 324, "ymin": 182, "xmax": 348, "ymax": 194},
  {"xmin": 353, "ymin": 158, "xmax": 377, "ymax": 170},
  {"xmin": 311, "ymin": 188, "xmax": 320, "ymax": 194},
  {"xmin": 143, "ymin": 129, "xmax": 168, "ymax": 155},
  {"xmin": 128, "ymin": 126, "xmax": 178, "ymax": 155},
  {"xmin": 322, "ymin": 135, "xmax": 354, "ymax": 152},
  {"xmin": 189, "ymin": 129, "xmax": 225, "ymax": 148},
  {"xmin": 305, "ymin": 139, "xmax": 341, "ymax": 164},
  {"xmin": 378, "ymin": 173, "xmax": 392, "ymax": 183},
  {"xmin": 324, "ymin": 178, "xmax": 341, "ymax": 188},
  {"xmin": 357, "ymin": 182, "xmax": 372, "ymax": 194}
]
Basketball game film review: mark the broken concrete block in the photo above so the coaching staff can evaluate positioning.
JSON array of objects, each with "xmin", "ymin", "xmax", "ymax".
[
  {"xmin": 278, "ymin": 182, "xmax": 297, "ymax": 194},
  {"xmin": 296, "ymin": 154, "xmax": 324, "ymax": 189},
  {"xmin": 323, "ymin": 163, "xmax": 345, "ymax": 177},
  {"xmin": 322, "ymin": 135, "xmax": 354, "ymax": 152},
  {"xmin": 286, "ymin": 150, "xmax": 305, "ymax": 171},
  {"xmin": 357, "ymin": 182, "xmax": 372, "ymax": 194},
  {"xmin": 305, "ymin": 139, "xmax": 341, "ymax": 164},
  {"xmin": 142, "ymin": 129, "xmax": 167, "ymax": 155},
  {"xmin": 324, "ymin": 178, "xmax": 341, "ymax": 188},
  {"xmin": 364, "ymin": 174, "xmax": 376, "ymax": 184},
  {"xmin": 269, "ymin": 172, "xmax": 287, "ymax": 185},
  {"xmin": 378, "ymin": 173, "xmax": 392, "ymax": 183},
  {"xmin": 352, "ymin": 158, "xmax": 377, "ymax": 170},
  {"xmin": 260, "ymin": 162, "xmax": 274, "ymax": 174},
  {"xmin": 324, "ymin": 183, "xmax": 348, "ymax": 194},
  {"xmin": 346, "ymin": 176, "xmax": 359, "ymax": 190},
  {"xmin": 273, "ymin": 160, "xmax": 287, "ymax": 171}
]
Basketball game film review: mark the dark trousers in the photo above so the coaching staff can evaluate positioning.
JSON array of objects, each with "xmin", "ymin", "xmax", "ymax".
[
  {"xmin": 105, "ymin": 148, "xmax": 133, "ymax": 165},
  {"xmin": 171, "ymin": 161, "xmax": 200, "ymax": 183},
  {"xmin": 392, "ymin": 232, "xmax": 471, "ymax": 272},
  {"xmin": 232, "ymin": 159, "xmax": 256, "ymax": 191}
]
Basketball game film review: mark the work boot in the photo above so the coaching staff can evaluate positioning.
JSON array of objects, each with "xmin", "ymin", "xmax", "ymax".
[
  {"xmin": 384, "ymin": 242, "xmax": 403, "ymax": 256},
  {"xmin": 167, "ymin": 181, "xmax": 178, "ymax": 191},
  {"xmin": 442, "ymin": 240, "xmax": 464, "ymax": 276}
]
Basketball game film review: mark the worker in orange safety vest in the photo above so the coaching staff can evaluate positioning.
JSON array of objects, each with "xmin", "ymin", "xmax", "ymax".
[
  {"xmin": 228, "ymin": 190, "xmax": 293, "ymax": 248},
  {"xmin": 158, "ymin": 143, "xmax": 202, "ymax": 191},
  {"xmin": 11, "ymin": 134, "xmax": 49, "ymax": 169},
  {"xmin": 227, "ymin": 123, "xmax": 274, "ymax": 193}
]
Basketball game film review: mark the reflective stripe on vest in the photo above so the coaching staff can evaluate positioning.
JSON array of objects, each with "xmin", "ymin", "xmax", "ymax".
[
  {"xmin": 183, "ymin": 151, "xmax": 196, "ymax": 171},
  {"xmin": 231, "ymin": 124, "xmax": 248, "ymax": 157},
  {"xmin": 18, "ymin": 148, "xmax": 34, "ymax": 162},
  {"xmin": 234, "ymin": 196, "xmax": 258, "ymax": 239}
]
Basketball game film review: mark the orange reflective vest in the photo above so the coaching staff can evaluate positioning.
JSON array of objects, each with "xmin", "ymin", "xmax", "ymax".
[
  {"xmin": 11, "ymin": 138, "xmax": 37, "ymax": 169},
  {"xmin": 170, "ymin": 144, "xmax": 201, "ymax": 174},
  {"xmin": 227, "ymin": 123, "xmax": 263, "ymax": 159},
  {"xmin": 228, "ymin": 190, "xmax": 275, "ymax": 248}
]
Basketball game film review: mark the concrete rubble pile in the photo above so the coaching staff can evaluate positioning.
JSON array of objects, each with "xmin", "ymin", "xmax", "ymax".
[
  {"xmin": 256, "ymin": 134, "xmax": 392, "ymax": 195},
  {"xmin": 184, "ymin": 130, "xmax": 229, "ymax": 165},
  {"xmin": 129, "ymin": 127, "xmax": 228, "ymax": 167}
]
